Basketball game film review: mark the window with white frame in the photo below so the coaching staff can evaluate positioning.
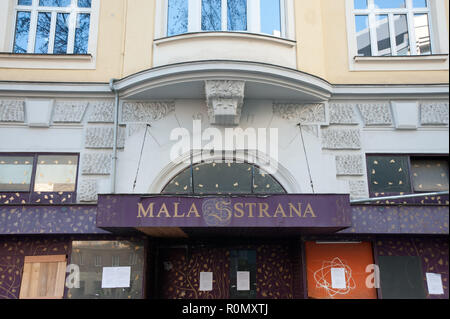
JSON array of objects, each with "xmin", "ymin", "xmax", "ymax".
[
  {"xmin": 167, "ymin": 0, "xmax": 286, "ymax": 38},
  {"xmin": 13, "ymin": 0, "xmax": 92, "ymax": 54},
  {"xmin": 352, "ymin": 0, "xmax": 433, "ymax": 56}
]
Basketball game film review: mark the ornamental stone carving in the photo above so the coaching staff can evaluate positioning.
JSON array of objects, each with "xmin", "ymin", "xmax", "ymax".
[
  {"xmin": 81, "ymin": 153, "xmax": 112, "ymax": 175},
  {"xmin": 87, "ymin": 100, "xmax": 115, "ymax": 123},
  {"xmin": 335, "ymin": 155, "xmax": 364, "ymax": 176},
  {"xmin": 122, "ymin": 101, "xmax": 175, "ymax": 123},
  {"xmin": 53, "ymin": 101, "xmax": 88, "ymax": 123},
  {"xmin": 357, "ymin": 102, "xmax": 393, "ymax": 126},
  {"xmin": 85, "ymin": 126, "xmax": 126, "ymax": 149},
  {"xmin": 273, "ymin": 103, "xmax": 326, "ymax": 124},
  {"xmin": 349, "ymin": 180, "xmax": 369, "ymax": 199},
  {"xmin": 78, "ymin": 179, "xmax": 98, "ymax": 202},
  {"xmin": 205, "ymin": 80, "xmax": 245, "ymax": 126},
  {"xmin": 321, "ymin": 128, "xmax": 361, "ymax": 150},
  {"xmin": 329, "ymin": 103, "xmax": 359, "ymax": 125},
  {"xmin": 0, "ymin": 100, "xmax": 25, "ymax": 122},
  {"xmin": 420, "ymin": 102, "xmax": 449, "ymax": 125}
]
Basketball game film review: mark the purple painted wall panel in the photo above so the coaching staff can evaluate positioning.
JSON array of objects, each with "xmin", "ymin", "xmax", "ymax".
[
  {"xmin": 0, "ymin": 205, "xmax": 110, "ymax": 235},
  {"xmin": 340, "ymin": 205, "xmax": 449, "ymax": 234}
]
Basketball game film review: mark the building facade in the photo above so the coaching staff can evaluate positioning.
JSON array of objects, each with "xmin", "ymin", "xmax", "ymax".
[{"xmin": 0, "ymin": 0, "xmax": 448, "ymax": 299}]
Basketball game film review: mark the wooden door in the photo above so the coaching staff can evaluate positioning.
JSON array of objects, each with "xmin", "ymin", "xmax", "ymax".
[{"xmin": 19, "ymin": 255, "xmax": 67, "ymax": 299}]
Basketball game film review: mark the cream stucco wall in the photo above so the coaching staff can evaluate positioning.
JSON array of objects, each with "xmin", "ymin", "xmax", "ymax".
[{"xmin": 0, "ymin": 0, "xmax": 448, "ymax": 85}]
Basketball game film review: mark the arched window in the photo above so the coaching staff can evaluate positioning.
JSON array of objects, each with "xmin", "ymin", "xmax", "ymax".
[{"xmin": 162, "ymin": 161, "xmax": 286, "ymax": 195}]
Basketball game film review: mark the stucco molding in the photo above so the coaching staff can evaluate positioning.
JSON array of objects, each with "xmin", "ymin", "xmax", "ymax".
[
  {"xmin": 329, "ymin": 102, "xmax": 359, "ymax": 125},
  {"xmin": 84, "ymin": 126, "xmax": 126, "ymax": 149},
  {"xmin": 321, "ymin": 128, "xmax": 361, "ymax": 150},
  {"xmin": 356, "ymin": 102, "xmax": 393, "ymax": 126},
  {"xmin": 273, "ymin": 103, "xmax": 327, "ymax": 125},
  {"xmin": 121, "ymin": 101, "xmax": 175, "ymax": 123},
  {"xmin": 205, "ymin": 80, "xmax": 245, "ymax": 126},
  {"xmin": 77, "ymin": 179, "xmax": 98, "ymax": 202},
  {"xmin": 335, "ymin": 154, "xmax": 364, "ymax": 176},
  {"xmin": 81, "ymin": 152, "xmax": 112, "ymax": 175},
  {"xmin": 420, "ymin": 101, "xmax": 449, "ymax": 126},
  {"xmin": 87, "ymin": 100, "xmax": 115, "ymax": 123},
  {"xmin": 52, "ymin": 101, "xmax": 89, "ymax": 123},
  {"xmin": 0, "ymin": 99, "xmax": 25, "ymax": 122}
]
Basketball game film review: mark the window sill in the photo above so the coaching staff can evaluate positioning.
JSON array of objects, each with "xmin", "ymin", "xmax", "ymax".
[
  {"xmin": 350, "ymin": 54, "xmax": 449, "ymax": 71},
  {"xmin": 0, "ymin": 52, "xmax": 95, "ymax": 70}
]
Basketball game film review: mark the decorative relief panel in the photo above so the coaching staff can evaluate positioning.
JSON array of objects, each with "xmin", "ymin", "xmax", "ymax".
[
  {"xmin": 52, "ymin": 101, "xmax": 88, "ymax": 123},
  {"xmin": 321, "ymin": 128, "xmax": 361, "ymax": 150},
  {"xmin": 84, "ymin": 126, "xmax": 126, "ymax": 149},
  {"xmin": 357, "ymin": 103, "xmax": 393, "ymax": 126},
  {"xmin": 273, "ymin": 103, "xmax": 326, "ymax": 124},
  {"xmin": 420, "ymin": 102, "xmax": 449, "ymax": 125},
  {"xmin": 122, "ymin": 101, "xmax": 175, "ymax": 123},
  {"xmin": 329, "ymin": 103, "xmax": 359, "ymax": 125},
  {"xmin": 205, "ymin": 80, "xmax": 245, "ymax": 126},
  {"xmin": 87, "ymin": 100, "xmax": 115, "ymax": 123},
  {"xmin": 77, "ymin": 179, "xmax": 98, "ymax": 202},
  {"xmin": 81, "ymin": 152, "xmax": 112, "ymax": 175},
  {"xmin": 348, "ymin": 180, "xmax": 369, "ymax": 199},
  {"xmin": 0, "ymin": 100, "xmax": 25, "ymax": 122},
  {"xmin": 335, "ymin": 155, "xmax": 364, "ymax": 176}
]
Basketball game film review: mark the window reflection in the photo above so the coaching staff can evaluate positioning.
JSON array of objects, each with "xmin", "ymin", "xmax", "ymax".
[
  {"xmin": 68, "ymin": 241, "xmax": 145, "ymax": 299},
  {"xmin": 354, "ymin": 0, "xmax": 368, "ymax": 9},
  {"xmin": 202, "ymin": 0, "xmax": 221, "ymax": 31},
  {"xmin": 227, "ymin": 0, "xmax": 247, "ymax": 31},
  {"xmin": 13, "ymin": 11, "xmax": 31, "ymax": 53},
  {"xmin": 374, "ymin": 0, "xmax": 406, "ymax": 9},
  {"xmin": 78, "ymin": 0, "xmax": 91, "ymax": 8},
  {"xmin": 394, "ymin": 15, "xmax": 410, "ymax": 55},
  {"xmin": 74, "ymin": 13, "xmax": 91, "ymax": 54},
  {"xmin": 54, "ymin": 13, "xmax": 69, "ymax": 54},
  {"xmin": 260, "ymin": 0, "xmax": 281, "ymax": 36},
  {"xmin": 0, "ymin": 156, "xmax": 34, "ymax": 192},
  {"xmin": 167, "ymin": 0, "xmax": 188, "ymax": 36},
  {"xmin": 39, "ymin": 0, "xmax": 71, "ymax": 7},
  {"xmin": 376, "ymin": 15, "xmax": 391, "ymax": 56},
  {"xmin": 411, "ymin": 158, "xmax": 449, "ymax": 192},
  {"xmin": 355, "ymin": 15, "xmax": 371, "ymax": 56},
  {"xmin": 34, "ymin": 12, "xmax": 51, "ymax": 53},
  {"xmin": 18, "ymin": 0, "xmax": 32, "ymax": 5},
  {"xmin": 413, "ymin": 0, "xmax": 427, "ymax": 8},
  {"xmin": 414, "ymin": 14, "xmax": 431, "ymax": 55},
  {"xmin": 34, "ymin": 155, "xmax": 78, "ymax": 192}
]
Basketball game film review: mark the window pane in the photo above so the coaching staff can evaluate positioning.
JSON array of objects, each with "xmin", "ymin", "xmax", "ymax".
[
  {"xmin": 374, "ymin": 0, "xmax": 406, "ymax": 9},
  {"xmin": 34, "ymin": 12, "xmax": 51, "ymax": 53},
  {"xmin": 227, "ymin": 0, "xmax": 247, "ymax": 31},
  {"xmin": 194, "ymin": 162, "xmax": 252, "ymax": 194},
  {"xmin": 53, "ymin": 13, "xmax": 69, "ymax": 54},
  {"xmin": 260, "ymin": 0, "xmax": 281, "ymax": 36},
  {"xmin": 253, "ymin": 167, "xmax": 285, "ymax": 194},
  {"xmin": 414, "ymin": 14, "xmax": 431, "ymax": 55},
  {"xmin": 78, "ymin": 0, "xmax": 91, "ymax": 8},
  {"xmin": 161, "ymin": 167, "xmax": 192, "ymax": 194},
  {"xmin": 367, "ymin": 156, "xmax": 412, "ymax": 194},
  {"xmin": 0, "ymin": 156, "xmax": 34, "ymax": 192},
  {"xmin": 376, "ymin": 15, "xmax": 391, "ymax": 56},
  {"xmin": 354, "ymin": 0, "xmax": 368, "ymax": 9},
  {"xmin": 13, "ymin": 11, "xmax": 31, "ymax": 53},
  {"xmin": 39, "ymin": 0, "xmax": 71, "ymax": 6},
  {"xmin": 202, "ymin": 0, "xmax": 221, "ymax": 31},
  {"xmin": 413, "ymin": 0, "xmax": 427, "ymax": 8},
  {"xmin": 411, "ymin": 158, "xmax": 449, "ymax": 192},
  {"xmin": 167, "ymin": 0, "xmax": 188, "ymax": 36},
  {"xmin": 68, "ymin": 241, "xmax": 145, "ymax": 299},
  {"xmin": 18, "ymin": 0, "xmax": 32, "ymax": 5},
  {"xmin": 394, "ymin": 15, "xmax": 410, "ymax": 55},
  {"xmin": 74, "ymin": 13, "xmax": 91, "ymax": 53},
  {"xmin": 34, "ymin": 155, "xmax": 78, "ymax": 192},
  {"xmin": 355, "ymin": 15, "xmax": 371, "ymax": 56}
]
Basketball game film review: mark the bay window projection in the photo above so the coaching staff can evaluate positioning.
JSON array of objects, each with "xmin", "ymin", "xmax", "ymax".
[
  {"xmin": 13, "ymin": 0, "xmax": 92, "ymax": 54},
  {"xmin": 167, "ymin": 0, "xmax": 284, "ymax": 37},
  {"xmin": 353, "ymin": 0, "xmax": 432, "ymax": 56}
]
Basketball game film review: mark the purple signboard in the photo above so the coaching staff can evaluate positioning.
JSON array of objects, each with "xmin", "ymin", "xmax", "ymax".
[{"xmin": 96, "ymin": 194, "xmax": 352, "ymax": 230}]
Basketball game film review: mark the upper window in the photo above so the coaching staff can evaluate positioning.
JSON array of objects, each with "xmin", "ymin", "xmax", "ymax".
[
  {"xmin": 0, "ymin": 153, "xmax": 79, "ymax": 204},
  {"xmin": 13, "ymin": 0, "xmax": 92, "ymax": 54},
  {"xmin": 353, "ymin": 0, "xmax": 432, "ymax": 56},
  {"xmin": 162, "ymin": 161, "xmax": 286, "ymax": 195},
  {"xmin": 367, "ymin": 155, "xmax": 449, "ymax": 196},
  {"xmin": 167, "ymin": 0, "xmax": 285, "ymax": 38}
]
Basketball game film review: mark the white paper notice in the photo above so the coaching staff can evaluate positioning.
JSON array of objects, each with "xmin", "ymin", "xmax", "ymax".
[
  {"xmin": 426, "ymin": 273, "xmax": 444, "ymax": 295},
  {"xmin": 101, "ymin": 267, "xmax": 131, "ymax": 288},
  {"xmin": 331, "ymin": 268, "xmax": 346, "ymax": 289},
  {"xmin": 199, "ymin": 272, "xmax": 213, "ymax": 291},
  {"xmin": 237, "ymin": 271, "xmax": 250, "ymax": 291}
]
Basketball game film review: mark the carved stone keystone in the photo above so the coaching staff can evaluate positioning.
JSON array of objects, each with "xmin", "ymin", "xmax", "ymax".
[{"xmin": 205, "ymin": 80, "xmax": 245, "ymax": 126}]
